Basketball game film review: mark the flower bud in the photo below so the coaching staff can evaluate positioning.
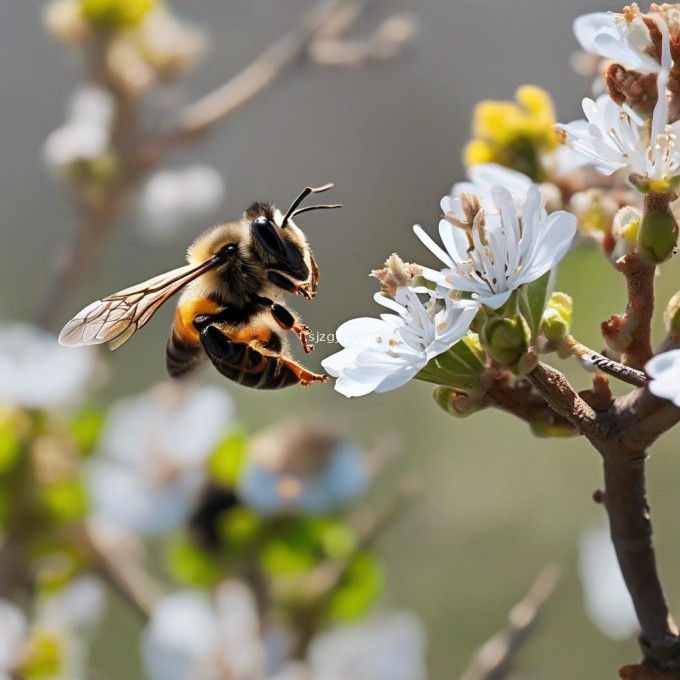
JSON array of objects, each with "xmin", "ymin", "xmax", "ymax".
[
  {"xmin": 664, "ymin": 292, "xmax": 680, "ymax": 336},
  {"xmin": 482, "ymin": 315, "xmax": 531, "ymax": 369},
  {"xmin": 637, "ymin": 209, "xmax": 678, "ymax": 264},
  {"xmin": 541, "ymin": 292, "xmax": 573, "ymax": 341},
  {"xmin": 43, "ymin": 0, "xmax": 89, "ymax": 43},
  {"xmin": 432, "ymin": 387, "xmax": 481, "ymax": 418},
  {"xmin": 610, "ymin": 206, "xmax": 640, "ymax": 261},
  {"xmin": 80, "ymin": 0, "xmax": 158, "ymax": 29},
  {"xmin": 418, "ymin": 333, "xmax": 486, "ymax": 394}
]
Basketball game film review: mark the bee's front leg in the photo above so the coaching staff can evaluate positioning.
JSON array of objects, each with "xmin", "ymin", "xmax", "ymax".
[
  {"xmin": 267, "ymin": 271, "xmax": 316, "ymax": 300},
  {"xmin": 254, "ymin": 296, "xmax": 314, "ymax": 354}
]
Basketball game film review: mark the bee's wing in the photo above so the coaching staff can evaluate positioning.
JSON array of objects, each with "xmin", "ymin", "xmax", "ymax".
[{"xmin": 59, "ymin": 256, "xmax": 220, "ymax": 350}]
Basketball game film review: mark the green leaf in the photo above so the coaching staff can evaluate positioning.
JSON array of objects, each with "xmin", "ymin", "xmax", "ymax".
[
  {"xmin": 260, "ymin": 532, "xmax": 316, "ymax": 576},
  {"xmin": 218, "ymin": 508, "xmax": 261, "ymax": 549},
  {"xmin": 43, "ymin": 482, "xmax": 88, "ymax": 523},
  {"xmin": 520, "ymin": 271, "xmax": 552, "ymax": 341},
  {"xmin": 316, "ymin": 519, "xmax": 357, "ymax": 559},
  {"xmin": 207, "ymin": 432, "xmax": 248, "ymax": 485},
  {"xmin": 69, "ymin": 408, "xmax": 105, "ymax": 457},
  {"xmin": 166, "ymin": 537, "xmax": 221, "ymax": 587},
  {"xmin": 0, "ymin": 424, "xmax": 21, "ymax": 476},
  {"xmin": 417, "ymin": 333, "xmax": 486, "ymax": 393},
  {"xmin": 328, "ymin": 552, "xmax": 384, "ymax": 622}
]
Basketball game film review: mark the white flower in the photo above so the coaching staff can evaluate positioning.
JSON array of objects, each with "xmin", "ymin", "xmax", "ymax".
[
  {"xmin": 307, "ymin": 612, "xmax": 427, "ymax": 680},
  {"xmin": 142, "ymin": 581, "xmax": 264, "ymax": 680},
  {"xmin": 322, "ymin": 288, "xmax": 478, "ymax": 398},
  {"xmin": 43, "ymin": 86, "xmax": 114, "ymax": 169},
  {"xmin": 573, "ymin": 11, "xmax": 661, "ymax": 73},
  {"xmin": 38, "ymin": 576, "xmax": 106, "ymax": 635},
  {"xmin": 559, "ymin": 17, "xmax": 679, "ymax": 183},
  {"xmin": 415, "ymin": 185, "xmax": 576, "ymax": 309},
  {"xmin": 578, "ymin": 527, "xmax": 638, "ymax": 640},
  {"xmin": 0, "ymin": 323, "xmax": 97, "ymax": 410},
  {"xmin": 87, "ymin": 383, "xmax": 233, "ymax": 534},
  {"xmin": 645, "ymin": 349, "xmax": 680, "ymax": 406},
  {"xmin": 445, "ymin": 163, "xmax": 533, "ymax": 215},
  {"xmin": 139, "ymin": 165, "xmax": 225, "ymax": 241},
  {"xmin": 0, "ymin": 599, "xmax": 26, "ymax": 679}
]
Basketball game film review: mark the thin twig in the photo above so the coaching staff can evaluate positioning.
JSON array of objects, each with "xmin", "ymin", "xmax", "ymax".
[
  {"xmin": 561, "ymin": 335, "xmax": 648, "ymax": 387},
  {"xmin": 82, "ymin": 523, "xmax": 160, "ymax": 621},
  {"xmin": 459, "ymin": 565, "xmax": 561, "ymax": 680}
]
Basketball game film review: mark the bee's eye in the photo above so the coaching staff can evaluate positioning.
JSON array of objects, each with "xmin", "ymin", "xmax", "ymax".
[{"xmin": 218, "ymin": 243, "xmax": 238, "ymax": 258}]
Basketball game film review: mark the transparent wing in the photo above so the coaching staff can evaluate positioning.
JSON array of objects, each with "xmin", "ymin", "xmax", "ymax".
[{"xmin": 58, "ymin": 257, "xmax": 220, "ymax": 350}]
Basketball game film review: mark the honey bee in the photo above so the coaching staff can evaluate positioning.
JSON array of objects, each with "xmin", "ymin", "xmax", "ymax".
[{"xmin": 59, "ymin": 184, "xmax": 340, "ymax": 388}]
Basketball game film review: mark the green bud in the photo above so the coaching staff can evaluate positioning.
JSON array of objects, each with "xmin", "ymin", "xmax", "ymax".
[
  {"xmin": 530, "ymin": 420, "xmax": 578, "ymax": 438},
  {"xmin": 637, "ymin": 209, "xmax": 678, "ymax": 264},
  {"xmin": 432, "ymin": 386, "xmax": 481, "ymax": 418},
  {"xmin": 416, "ymin": 334, "xmax": 486, "ymax": 393},
  {"xmin": 664, "ymin": 291, "xmax": 680, "ymax": 336},
  {"xmin": 541, "ymin": 292, "xmax": 573, "ymax": 341},
  {"xmin": 482, "ymin": 314, "xmax": 531, "ymax": 369},
  {"xmin": 80, "ymin": 0, "xmax": 157, "ymax": 28}
]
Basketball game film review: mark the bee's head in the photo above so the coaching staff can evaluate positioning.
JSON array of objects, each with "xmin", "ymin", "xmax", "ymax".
[{"xmin": 247, "ymin": 185, "xmax": 341, "ymax": 283}]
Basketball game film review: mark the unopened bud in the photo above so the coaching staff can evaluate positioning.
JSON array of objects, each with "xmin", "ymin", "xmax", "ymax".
[
  {"xmin": 432, "ymin": 387, "xmax": 481, "ymax": 418},
  {"xmin": 482, "ymin": 315, "xmax": 531, "ymax": 369},
  {"xmin": 80, "ymin": 0, "xmax": 158, "ymax": 29},
  {"xmin": 637, "ymin": 209, "xmax": 678, "ymax": 264},
  {"xmin": 43, "ymin": 0, "xmax": 89, "ymax": 43},
  {"xmin": 541, "ymin": 292, "xmax": 573, "ymax": 341},
  {"xmin": 664, "ymin": 291, "xmax": 680, "ymax": 336},
  {"xmin": 610, "ymin": 206, "xmax": 640, "ymax": 260}
]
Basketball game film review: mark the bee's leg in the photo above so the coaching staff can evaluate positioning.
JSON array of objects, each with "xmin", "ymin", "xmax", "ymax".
[
  {"xmin": 267, "ymin": 271, "xmax": 315, "ymax": 300},
  {"xmin": 271, "ymin": 352, "xmax": 328, "ymax": 386},
  {"xmin": 254, "ymin": 296, "xmax": 314, "ymax": 354}
]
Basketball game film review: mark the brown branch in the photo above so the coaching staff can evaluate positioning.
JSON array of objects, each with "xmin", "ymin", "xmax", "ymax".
[
  {"xmin": 176, "ymin": 0, "xmax": 368, "ymax": 141},
  {"xmin": 617, "ymin": 251, "xmax": 656, "ymax": 370},
  {"xmin": 527, "ymin": 362, "xmax": 600, "ymax": 437},
  {"xmin": 459, "ymin": 565, "xmax": 561, "ymax": 680},
  {"xmin": 82, "ymin": 523, "xmax": 160, "ymax": 621}
]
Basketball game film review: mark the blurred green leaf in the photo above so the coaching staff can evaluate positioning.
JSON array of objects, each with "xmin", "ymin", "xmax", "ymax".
[
  {"xmin": 69, "ymin": 408, "xmax": 105, "ymax": 457},
  {"xmin": 166, "ymin": 536, "xmax": 221, "ymax": 587},
  {"xmin": 43, "ymin": 481, "xmax": 88, "ymax": 523},
  {"xmin": 520, "ymin": 271, "xmax": 551, "ymax": 341},
  {"xmin": 260, "ymin": 538, "xmax": 316, "ymax": 576},
  {"xmin": 20, "ymin": 630, "xmax": 62, "ymax": 680},
  {"xmin": 207, "ymin": 432, "xmax": 248, "ymax": 486},
  {"xmin": 218, "ymin": 507, "xmax": 261, "ymax": 550},
  {"xmin": 328, "ymin": 552, "xmax": 384, "ymax": 622},
  {"xmin": 315, "ymin": 519, "xmax": 357, "ymax": 559},
  {"xmin": 0, "ymin": 424, "xmax": 22, "ymax": 476}
]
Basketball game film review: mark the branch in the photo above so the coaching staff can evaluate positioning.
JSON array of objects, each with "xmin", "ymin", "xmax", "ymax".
[
  {"xmin": 459, "ymin": 565, "xmax": 561, "ymax": 680},
  {"xmin": 82, "ymin": 523, "xmax": 160, "ymax": 621},
  {"xmin": 176, "ymin": 0, "xmax": 373, "ymax": 141},
  {"xmin": 527, "ymin": 362, "xmax": 600, "ymax": 437},
  {"xmin": 616, "ymin": 251, "xmax": 656, "ymax": 371},
  {"xmin": 561, "ymin": 335, "xmax": 648, "ymax": 387}
]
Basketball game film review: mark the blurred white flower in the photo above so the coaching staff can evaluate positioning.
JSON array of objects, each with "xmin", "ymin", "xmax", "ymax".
[
  {"xmin": 645, "ymin": 349, "xmax": 680, "ymax": 406},
  {"xmin": 88, "ymin": 383, "xmax": 233, "ymax": 534},
  {"xmin": 139, "ymin": 165, "xmax": 225, "ymax": 241},
  {"xmin": 0, "ymin": 599, "xmax": 27, "ymax": 679},
  {"xmin": 142, "ymin": 581, "xmax": 264, "ymax": 680},
  {"xmin": 578, "ymin": 526, "xmax": 638, "ymax": 640},
  {"xmin": 573, "ymin": 10, "xmax": 660, "ymax": 73},
  {"xmin": 0, "ymin": 322, "xmax": 97, "ymax": 410},
  {"xmin": 307, "ymin": 612, "xmax": 427, "ymax": 680},
  {"xmin": 238, "ymin": 422, "xmax": 368, "ymax": 514},
  {"xmin": 43, "ymin": 86, "xmax": 114, "ymax": 169},
  {"xmin": 322, "ymin": 288, "xmax": 478, "ymax": 397},
  {"xmin": 38, "ymin": 576, "xmax": 106, "ymax": 635},
  {"xmin": 0, "ymin": 581, "xmax": 101, "ymax": 680},
  {"xmin": 415, "ymin": 185, "xmax": 576, "ymax": 309},
  {"xmin": 559, "ymin": 18, "xmax": 678, "ymax": 184}
]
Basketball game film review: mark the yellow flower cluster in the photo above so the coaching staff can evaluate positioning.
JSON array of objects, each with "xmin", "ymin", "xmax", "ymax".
[
  {"xmin": 80, "ymin": 0, "xmax": 158, "ymax": 29},
  {"xmin": 464, "ymin": 85, "xmax": 557, "ymax": 181}
]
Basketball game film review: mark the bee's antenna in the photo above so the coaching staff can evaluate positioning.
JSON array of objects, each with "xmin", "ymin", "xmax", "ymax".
[
  {"xmin": 291, "ymin": 204, "xmax": 342, "ymax": 219},
  {"xmin": 281, "ymin": 183, "xmax": 335, "ymax": 228}
]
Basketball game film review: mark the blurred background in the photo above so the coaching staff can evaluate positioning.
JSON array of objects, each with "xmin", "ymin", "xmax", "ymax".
[{"xmin": 2, "ymin": 0, "xmax": 679, "ymax": 678}]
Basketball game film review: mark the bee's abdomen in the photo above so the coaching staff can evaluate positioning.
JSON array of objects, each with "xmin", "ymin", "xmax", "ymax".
[{"xmin": 166, "ymin": 330, "xmax": 202, "ymax": 378}]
